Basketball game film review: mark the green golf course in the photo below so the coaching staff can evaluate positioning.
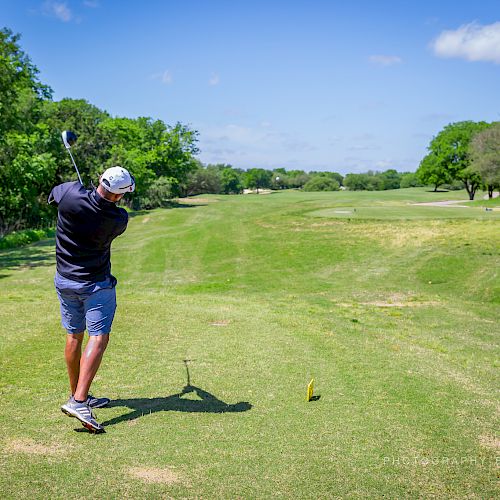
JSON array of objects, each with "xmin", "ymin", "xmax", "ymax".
[{"xmin": 0, "ymin": 188, "xmax": 498, "ymax": 498}]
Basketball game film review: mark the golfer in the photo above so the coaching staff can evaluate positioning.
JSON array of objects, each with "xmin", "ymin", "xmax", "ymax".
[{"xmin": 48, "ymin": 167, "xmax": 135, "ymax": 433}]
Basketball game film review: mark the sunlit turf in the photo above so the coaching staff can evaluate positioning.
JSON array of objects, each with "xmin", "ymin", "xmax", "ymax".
[{"xmin": 0, "ymin": 188, "xmax": 498, "ymax": 498}]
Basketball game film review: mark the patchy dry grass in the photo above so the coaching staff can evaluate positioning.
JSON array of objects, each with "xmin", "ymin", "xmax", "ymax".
[
  {"xmin": 127, "ymin": 466, "xmax": 184, "ymax": 485},
  {"xmin": 0, "ymin": 188, "xmax": 498, "ymax": 498},
  {"xmin": 4, "ymin": 438, "xmax": 68, "ymax": 457}
]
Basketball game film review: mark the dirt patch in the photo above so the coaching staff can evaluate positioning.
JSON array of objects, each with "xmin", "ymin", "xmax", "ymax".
[
  {"xmin": 5, "ymin": 438, "xmax": 66, "ymax": 456},
  {"xmin": 142, "ymin": 217, "xmax": 150, "ymax": 224},
  {"xmin": 411, "ymin": 200, "xmax": 470, "ymax": 208},
  {"xmin": 127, "ymin": 466, "xmax": 183, "ymax": 484},
  {"xmin": 333, "ymin": 293, "xmax": 440, "ymax": 308},
  {"xmin": 479, "ymin": 434, "xmax": 500, "ymax": 450}
]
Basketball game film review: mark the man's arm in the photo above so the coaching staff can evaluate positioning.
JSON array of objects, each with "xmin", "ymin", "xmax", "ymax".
[
  {"xmin": 48, "ymin": 182, "xmax": 75, "ymax": 206},
  {"xmin": 114, "ymin": 209, "xmax": 129, "ymax": 237}
]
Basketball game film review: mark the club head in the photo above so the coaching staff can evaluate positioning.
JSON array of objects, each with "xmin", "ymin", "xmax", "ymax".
[{"xmin": 61, "ymin": 130, "xmax": 78, "ymax": 149}]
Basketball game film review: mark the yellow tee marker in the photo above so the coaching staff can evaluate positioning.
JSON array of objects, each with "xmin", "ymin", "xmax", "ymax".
[{"xmin": 306, "ymin": 378, "xmax": 314, "ymax": 402}]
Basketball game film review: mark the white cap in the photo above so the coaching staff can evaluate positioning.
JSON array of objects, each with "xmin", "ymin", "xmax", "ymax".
[{"xmin": 101, "ymin": 166, "xmax": 135, "ymax": 194}]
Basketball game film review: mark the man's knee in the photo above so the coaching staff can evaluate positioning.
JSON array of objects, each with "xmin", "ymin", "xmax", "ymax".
[
  {"xmin": 90, "ymin": 333, "xmax": 109, "ymax": 350},
  {"xmin": 66, "ymin": 332, "xmax": 84, "ymax": 347}
]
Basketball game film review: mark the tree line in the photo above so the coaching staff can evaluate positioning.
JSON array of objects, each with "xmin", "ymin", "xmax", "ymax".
[{"xmin": 1, "ymin": 27, "xmax": 499, "ymax": 237}]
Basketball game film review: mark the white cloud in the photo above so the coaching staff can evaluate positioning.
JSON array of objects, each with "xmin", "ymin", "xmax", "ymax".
[
  {"xmin": 369, "ymin": 55, "xmax": 402, "ymax": 66},
  {"xmin": 43, "ymin": 1, "xmax": 72, "ymax": 22},
  {"xmin": 83, "ymin": 0, "xmax": 99, "ymax": 7},
  {"xmin": 432, "ymin": 22, "xmax": 500, "ymax": 64},
  {"xmin": 209, "ymin": 73, "xmax": 220, "ymax": 86}
]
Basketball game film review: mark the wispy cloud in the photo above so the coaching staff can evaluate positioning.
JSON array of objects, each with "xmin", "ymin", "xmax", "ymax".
[
  {"xmin": 432, "ymin": 22, "xmax": 500, "ymax": 64},
  {"xmin": 369, "ymin": 55, "xmax": 402, "ymax": 66},
  {"xmin": 161, "ymin": 70, "xmax": 173, "ymax": 84},
  {"xmin": 43, "ymin": 1, "xmax": 72, "ymax": 22},
  {"xmin": 151, "ymin": 70, "xmax": 173, "ymax": 85},
  {"xmin": 83, "ymin": 0, "xmax": 99, "ymax": 7},
  {"xmin": 209, "ymin": 73, "xmax": 220, "ymax": 86}
]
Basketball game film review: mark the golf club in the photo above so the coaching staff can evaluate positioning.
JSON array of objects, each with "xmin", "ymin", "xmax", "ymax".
[{"xmin": 61, "ymin": 130, "xmax": 83, "ymax": 185}]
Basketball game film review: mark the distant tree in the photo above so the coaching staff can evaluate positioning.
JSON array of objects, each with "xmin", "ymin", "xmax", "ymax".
[
  {"xmin": 309, "ymin": 171, "xmax": 344, "ymax": 186},
  {"xmin": 220, "ymin": 167, "xmax": 243, "ymax": 194},
  {"xmin": 244, "ymin": 168, "xmax": 272, "ymax": 192},
  {"xmin": 271, "ymin": 171, "xmax": 289, "ymax": 189},
  {"xmin": 344, "ymin": 173, "xmax": 370, "ymax": 191},
  {"xmin": 418, "ymin": 121, "xmax": 490, "ymax": 199},
  {"xmin": 400, "ymin": 172, "xmax": 423, "ymax": 188},
  {"xmin": 379, "ymin": 169, "xmax": 401, "ymax": 190},
  {"xmin": 470, "ymin": 123, "xmax": 500, "ymax": 198},
  {"xmin": 186, "ymin": 164, "xmax": 222, "ymax": 195},
  {"xmin": 416, "ymin": 152, "xmax": 451, "ymax": 191},
  {"xmin": 303, "ymin": 176, "xmax": 340, "ymax": 191}
]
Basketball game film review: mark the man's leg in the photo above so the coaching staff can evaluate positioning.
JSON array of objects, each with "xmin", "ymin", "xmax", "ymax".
[
  {"xmin": 65, "ymin": 332, "xmax": 84, "ymax": 394},
  {"xmin": 73, "ymin": 334, "xmax": 109, "ymax": 402}
]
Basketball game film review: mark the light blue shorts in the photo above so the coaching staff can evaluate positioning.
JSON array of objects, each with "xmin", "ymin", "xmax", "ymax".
[{"xmin": 54, "ymin": 271, "xmax": 117, "ymax": 336}]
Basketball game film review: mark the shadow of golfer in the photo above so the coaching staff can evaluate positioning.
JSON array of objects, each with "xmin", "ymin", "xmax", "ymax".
[{"xmin": 100, "ymin": 385, "xmax": 252, "ymax": 427}]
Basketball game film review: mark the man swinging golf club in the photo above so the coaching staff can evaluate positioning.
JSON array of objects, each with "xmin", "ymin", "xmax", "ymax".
[{"xmin": 49, "ymin": 146, "xmax": 135, "ymax": 433}]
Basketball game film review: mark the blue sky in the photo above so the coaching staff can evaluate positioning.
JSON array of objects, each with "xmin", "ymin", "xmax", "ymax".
[{"xmin": 3, "ymin": 0, "xmax": 500, "ymax": 173}]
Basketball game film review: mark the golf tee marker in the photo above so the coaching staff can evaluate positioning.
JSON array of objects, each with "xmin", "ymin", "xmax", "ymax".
[{"xmin": 306, "ymin": 378, "xmax": 314, "ymax": 402}]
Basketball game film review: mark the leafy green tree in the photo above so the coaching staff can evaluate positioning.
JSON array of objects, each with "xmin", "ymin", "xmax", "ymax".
[
  {"xmin": 400, "ymin": 172, "xmax": 423, "ymax": 188},
  {"xmin": 0, "ymin": 28, "xmax": 54, "ymax": 234},
  {"xmin": 379, "ymin": 169, "xmax": 401, "ymax": 190},
  {"xmin": 309, "ymin": 171, "xmax": 344, "ymax": 186},
  {"xmin": 470, "ymin": 123, "xmax": 500, "ymax": 198},
  {"xmin": 0, "ymin": 28, "xmax": 52, "ymax": 135},
  {"xmin": 344, "ymin": 173, "xmax": 370, "ymax": 191},
  {"xmin": 99, "ymin": 117, "xmax": 199, "ymax": 204},
  {"xmin": 221, "ymin": 167, "xmax": 243, "ymax": 194},
  {"xmin": 287, "ymin": 170, "xmax": 310, "ymax": 188},
  {"xmin": 244, "ymin": 168, "xmax": 272, "ymax": 192},
  {"xmin": 416, "ymin": 152, "xmax": 451, "ymax": 191},
  {"xmin": 41, "ymin": 98, "xmax": 110, "ymax": 185},
  {"xmin": 303, "ymin": 176, "xmax": 340, "ymax": 191},
  {"xmin": 186, "ymin": 163, "xmax": 222, "ymax": 195},
  {"xmin": 418, "ymin": 121, "xmax": 490, "ymax": 199},
  {"xmin": 0, "ymin": 124, "xmax": 57, "ymax": 234}
]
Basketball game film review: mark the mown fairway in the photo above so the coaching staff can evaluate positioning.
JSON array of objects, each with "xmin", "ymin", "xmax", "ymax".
[{"xmin": 0, "ymin": 188, "xmax": 498, "ymax": 498}]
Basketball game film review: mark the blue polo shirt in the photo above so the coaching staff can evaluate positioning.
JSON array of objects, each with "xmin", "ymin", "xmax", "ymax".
[{"xmin": 48, "ymin": 181, "xmax": 128, "ymax": 283}]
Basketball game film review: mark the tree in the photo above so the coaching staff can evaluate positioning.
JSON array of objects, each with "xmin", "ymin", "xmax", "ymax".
[
  {"xmin": 416, "ymin": 152, "xmax": 451, "ymax": 191},
  {"xmin": 418, "ymin": 121, "xmax": 490, "ymax": 199},
  {"xmin": 379, "ymin": 169, "xmax": 401, "ymax": 190},
  {"xmin": 0, "ymin": 28, "xmax": 52, "ymax": 136},
  {"xmin": 221, "ymin": 167, "xmax": 243, "ymax": 194},
  {"xmin": 470, "ymin": 123, "xmax": 500, "ymax": 198},
  {"xmin": 344, "ymin": 173, "xmax": 371, "ymax": 191},
  {"xmin": 244, "ymin": 168, "xmax": 272, "ymax": 192},
  {"xmin": 186, "ymin": 163, "xmax": 222, "ymax": 195},
  {"xmin": 303, "ymin": 176, "xmax": 340, "ymax": 191},
  {"xmin": 400, "ymin": 172, "xmax": 423, "ymax": 188},
  {"xmin": 287, "ymin": 170, "xmax": 310, "ymax": 188},
  {"xmin": 309, "ymin": 171, "xmax": 344, "ymax": 186},
  {"xmin": 0, "ymin": 28, "xmax": 54, "ymax": 234}
]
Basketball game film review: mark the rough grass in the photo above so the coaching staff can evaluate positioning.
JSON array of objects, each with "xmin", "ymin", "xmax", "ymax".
[{"xmin": 0, "ymin": 188, "xmax": 498, "ymax": 498}]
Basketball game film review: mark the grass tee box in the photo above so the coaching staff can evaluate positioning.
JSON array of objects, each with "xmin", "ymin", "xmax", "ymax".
[{"xmin": 0, "ymin": 188, "xmax": 498, "ymax": 498}]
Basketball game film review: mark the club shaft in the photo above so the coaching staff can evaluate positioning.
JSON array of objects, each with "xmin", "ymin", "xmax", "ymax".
[{"xmin": 67, "ymin": 148, "xmax": 83, "ymax": 185}]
